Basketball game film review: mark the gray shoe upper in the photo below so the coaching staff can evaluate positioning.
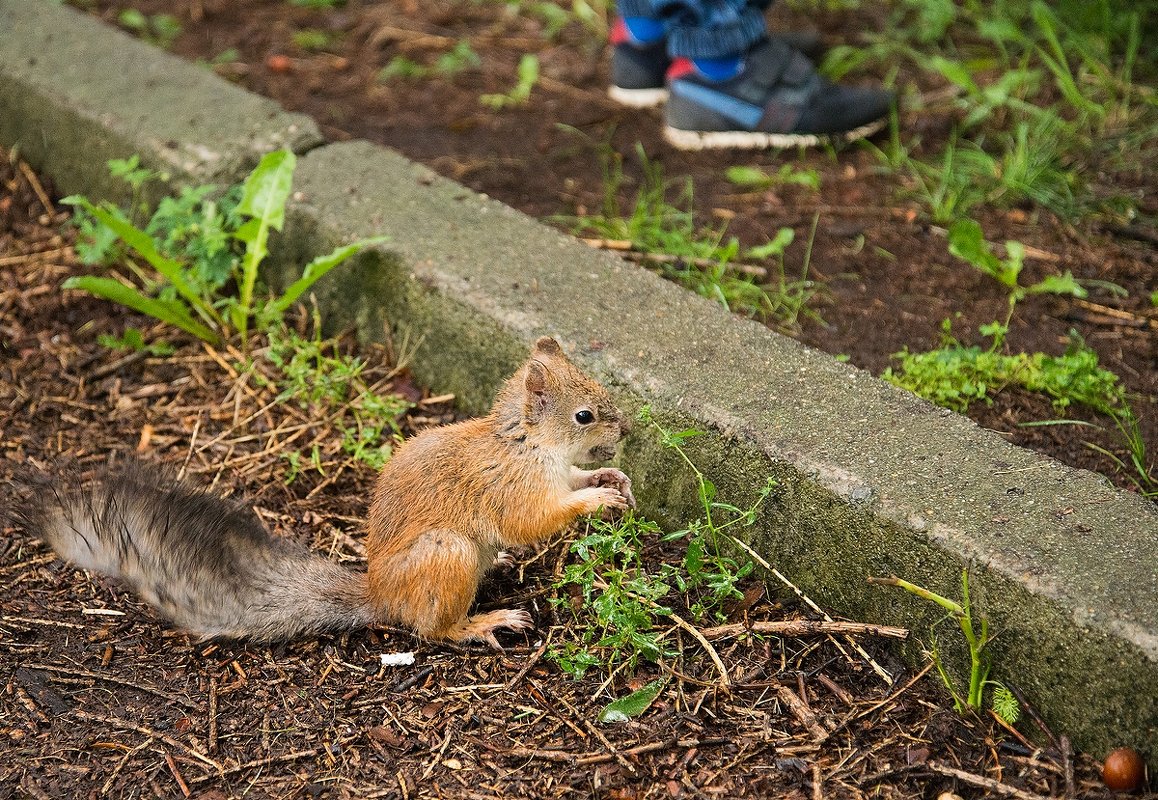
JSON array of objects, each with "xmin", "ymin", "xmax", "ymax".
[{"xmin": 665, "ymin": 37, "xmax": 893, "ymax": 137}]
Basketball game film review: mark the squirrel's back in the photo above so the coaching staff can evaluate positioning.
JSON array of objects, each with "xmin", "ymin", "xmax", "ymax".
[{"xmin": 21, "ymin": 462, "xmax": 373, "ymax": 641}]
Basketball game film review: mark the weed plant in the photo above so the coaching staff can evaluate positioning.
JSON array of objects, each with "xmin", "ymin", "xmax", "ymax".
[
  {"xmin": 828, "ymin": 0, "xmax": 1157, "ymax": 223},
  {"xmin": 725, "ymin": 164, "xmax": 821, "ymax": 192},
  {"xmin": 884, "ymin": 322, "xmax": 1124, "ymax": 414},
  {"xmin": 560, "ymin": 142, "xmax": 821, "ymax": 328},
  {"xmin": 378, "ymin": 41, "xmax": 481, "ymax": 82},
  {"xmin": 882, "ymin": 218, "xmax": 1154, "ymax": 492},
  {"xmin": 869, "ymin": 570, "xmax": 1021, "ymax": 724},
  {"xmin": 263, "ymin": 323, "xmax": 411, "ymax": 475},
  {"xmin": 887, "ymin": 328, "xmax": 1154, "ymax": 495},
  {"xmin": 66, "ymin": 155, "xmax": 409, "ymax": 475},
  {"xmin": 292, "ymin": 29, "xmax": 337, "ymax": 52},
  {"xmin": 480, "ymin": 53, "xmax": 540, "ymax": 108},
  {"xmin": 945, "ymin": 218, "xmax": 1086, "ymax": 346},
  {"xmin": 97, "ymin": 326, "xmax": 175, "ymax": 357},
  {"xmin": 550, "ymin": 407, "xmax": 776, "ymax": 680},
  {"xmin": 65, "ymin": 151, "xmax": 385, "ymax": 350},
  {"xmin": 479, "ymin": 0, "xmax": 610, "ymax": 41},
  {"xmin": 117, "ymin": 9, "xmax": 181, "ymax": 48}
]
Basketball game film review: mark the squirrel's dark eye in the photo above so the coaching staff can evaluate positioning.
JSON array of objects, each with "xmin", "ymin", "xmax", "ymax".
[{"xmin": 574, "ymin": 409, "xmax": 595, "ymax": 425}]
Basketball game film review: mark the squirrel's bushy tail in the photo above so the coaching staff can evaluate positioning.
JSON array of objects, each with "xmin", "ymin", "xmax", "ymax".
[{"xmin": 17, "ymin": 462, "xmax": 375, "ymax": 642}]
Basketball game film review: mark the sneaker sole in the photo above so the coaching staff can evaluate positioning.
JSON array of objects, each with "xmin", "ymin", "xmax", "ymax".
[
  {"xmin": 662, "ymin": 117, "xmax": 887, "ymax": 150},
  {"xmin": 608, "ymin": 85, "xmax": 669, "ymax": 108}
]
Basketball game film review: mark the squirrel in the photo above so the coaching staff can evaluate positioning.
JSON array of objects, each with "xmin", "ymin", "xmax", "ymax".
[{"xmin": 19, "ymin": 336, "xmax": 635, "ymax": 648}]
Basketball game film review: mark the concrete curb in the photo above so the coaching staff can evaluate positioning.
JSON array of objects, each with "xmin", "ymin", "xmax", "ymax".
[
  {"xmin": 2, "ymin": 0, "xmax": 1154, "ymax": 764},
  {"xmin": 0, "ymin": 0, "xmax": 321, "ymax": 203}
]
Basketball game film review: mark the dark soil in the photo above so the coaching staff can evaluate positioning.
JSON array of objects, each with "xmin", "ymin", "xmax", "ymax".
[
  {"xmin": 78, "ymin": 0, "xmax": 1158, "ymax": 497},
  {"xmin": 1, "ymin": 152, "xmax": 1143, "ymax": 798}
]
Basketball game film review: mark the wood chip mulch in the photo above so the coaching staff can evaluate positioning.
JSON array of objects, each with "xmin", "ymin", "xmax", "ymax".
[{"xmin": 0, "ymin": 149, "xmax": 1137, "ymax": 798}]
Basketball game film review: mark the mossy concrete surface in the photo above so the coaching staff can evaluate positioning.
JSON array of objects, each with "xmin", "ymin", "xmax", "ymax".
[
  {"xmin": 1, "ymin": 0, "xmax": 1155, "ymax": 766},
  {"xmin": 0, "ymin": 0, "xmax": 321, "ymax": 205}
]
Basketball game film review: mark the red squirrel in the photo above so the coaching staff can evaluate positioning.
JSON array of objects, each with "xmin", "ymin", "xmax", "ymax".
[{"xmin": 22, "ymin": 337, "xmax": 634, "ymax": 647}]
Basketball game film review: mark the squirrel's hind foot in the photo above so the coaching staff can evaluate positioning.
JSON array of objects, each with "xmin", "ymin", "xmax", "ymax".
[{"xmin": 443, "ymin": 608, "xmax": 533, "ymax": 650}]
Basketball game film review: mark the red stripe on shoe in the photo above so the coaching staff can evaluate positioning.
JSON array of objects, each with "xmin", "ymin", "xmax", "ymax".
[
  {"xmin": 610, "ymin": 17, "xmax": 630, "ymax": 45},
  {"xmin": 667, "ymin": 58, "xmax": 696, "ymax": 80}
]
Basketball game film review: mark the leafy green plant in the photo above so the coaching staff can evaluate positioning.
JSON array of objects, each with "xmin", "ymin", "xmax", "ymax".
[
  {"xmin": 883, "ymin": 218, "xmax": 1152, "ymax": 491},
  {"xmin": 117, "ymin": 9, "xmax": 182, "ymax": 48},
  {"xmin": 884, "ymin": 322, "xmax": 1125, "ymax": 415},
  {"xmin": 97, "ymin": 327, "xmax": 175, "ymax": 357},
  {"xmin": 482, "ymin": 0, "xmax": 609, "ymax": 40},
  {"xmin": 289, "ymin": 0, "xmax": 344, "ymax": 9},
  {"xmin": 63, "ymin": 150, "xmax": 386, "ymax": 349},
  {"xmin": 947, "ymin": 219, "xmax": 1085, "ymax": 346},
  {"xmin": 559, "ymin": 143, "xmax": 820, "ymax": 327},
  {"xmin": 598, "ymin": 679, "xmax": 666, "ymax": 723},
  {"xmin": 480, "ymin": 53, "xmax": 539, "ymax": 109},
  {"xmin": 210, "ymin": 48, "xmax": 242, "ymax": 66},
  {"xmin": 868, "ymin": 570, "xmax": 1019, "ymax": 724},
  {"xmin": 838, "ymin": 0, "xmax": 1156, "ymax": 223},
  {"xmin": 551, "ymin": 512, "xmax": 675, "ymax": 678},
  {"xmin": 879, "ymin": 127, "xmax": 991, "ymax": 224},
  {"xmin": 884, "ymin": 321, "xmax": 1153, "ymax": 493},
  {"xmin": 549, "ymin": 406, "xmax": 776, "ymax": 680},
  {"xmin": 377, "ymin": 57, "xmax": 427, "ymax": 81},
  {"xmin": 263, "ymin": 324, "xmax": 411, "ymax": 473},
  {"xmin": 292, "ymin": 29, "xmax": 336, "ymax": 51},
  {"xmin": 435, "ymin": 41, "xmax": 482, "ymax": 75},
  {"xmin": 647, "ymin": 409, "xmax": 773, "ymax": 623},
  {"xmin": 725, "ymin": 164, "xmax": 821, "ymax": 192},
  {"xmin": 377, "ymin": 41, "xmax": 481, "ymax": 82},
  {"xmin": 1029, "ymin": 1, "xmax": 1106, "ymax": 130}
]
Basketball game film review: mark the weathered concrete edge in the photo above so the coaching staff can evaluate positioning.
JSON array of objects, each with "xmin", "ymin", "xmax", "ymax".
[
  {"xmin": 0, "ymin": 0, "xmax": 1154, "ymax": 764},
  {"xmin": 0, "ymin": 0, "xmax": 322, "ymax": 204}
]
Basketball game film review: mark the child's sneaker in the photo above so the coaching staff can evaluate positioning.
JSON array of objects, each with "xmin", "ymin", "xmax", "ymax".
[
  {"xmin": 663, "ymin": 37, "xmax": 893, "ymax": 149},
  {"xmin": 608, "ymin": 16, "xmax": 671, "ymax": 108},
  {"xmin": 609, "ymin": 18, "xmax": 824, "ymax": 109}
]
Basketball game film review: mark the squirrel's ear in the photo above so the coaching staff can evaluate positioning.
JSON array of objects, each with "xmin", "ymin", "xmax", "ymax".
[
  {"xmin": 524, "ymin": 360, "xmax": 547, "ymax": 395},
  {"xmin": 523, "ymin": 361, "xmax": 549, "ymax": 419},
  {"xmin": 533, "ymin": 337, "xmax": 562, "ymax": 357}
]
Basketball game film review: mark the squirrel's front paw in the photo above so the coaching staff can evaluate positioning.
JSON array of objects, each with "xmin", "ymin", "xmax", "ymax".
[
  {"xmin": 585, "ymin": 468, "xmax": 636, "ymax": 510},
  {"xmin": 576, "ymin": 485, "xmax": 629, "ymax": 518}
]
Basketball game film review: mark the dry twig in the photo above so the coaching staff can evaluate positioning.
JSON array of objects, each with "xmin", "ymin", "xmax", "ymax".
[
  {"xmin": 582, "ymin": 238, "xmax": 771, "ymax": 279},
  {"xmin": 926, "ymin": 760, "xmax": 1050, "ymax": 800},
  {"xmin": 73, "ymin": 710, "xmax": 221, "ymax": 773},
  {"xmin": 24, "ymin": 663, "xmax": 196, "ymax": 708},
  {"xmin": 700, "ymin": 619, "xmax": 908, "ymax": 641}
]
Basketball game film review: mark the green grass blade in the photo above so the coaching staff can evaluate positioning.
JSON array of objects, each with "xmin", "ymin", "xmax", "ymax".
[
  {"xmin": 63, "ymin": 275, "xmax": 218, "ymax": 343},
  {"xmin": 1030, "ymin": 1, "xmax": 1104, "ymax": 122}
]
